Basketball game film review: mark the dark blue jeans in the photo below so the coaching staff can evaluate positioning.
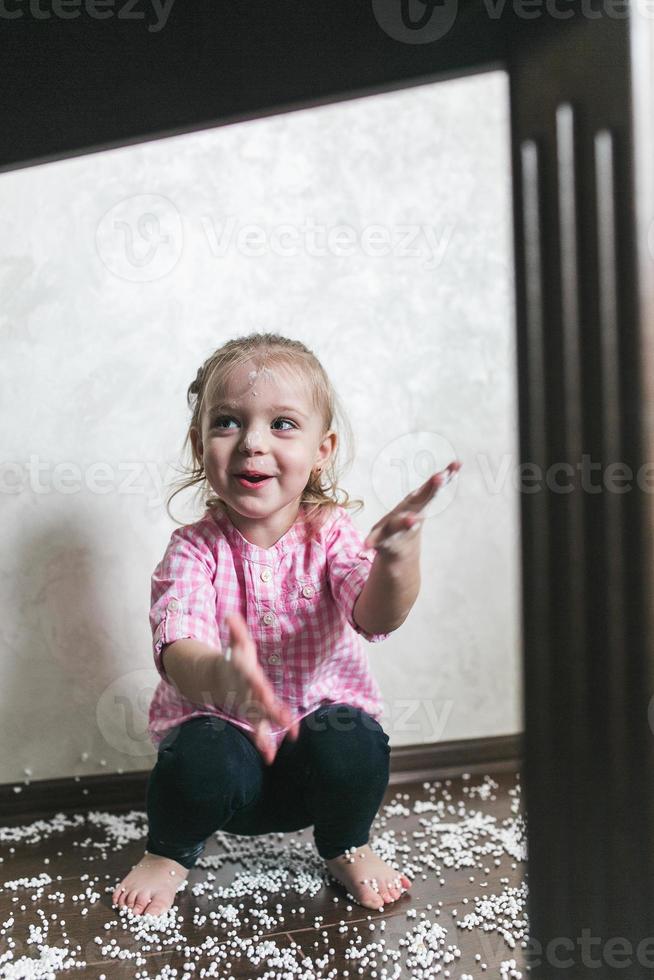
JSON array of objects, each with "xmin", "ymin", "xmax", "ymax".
[{"xmin": 145, "ymin": 702, "xmax": 391, "ymax": 868}]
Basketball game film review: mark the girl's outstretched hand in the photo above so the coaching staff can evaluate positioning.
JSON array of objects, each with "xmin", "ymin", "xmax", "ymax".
[
  {"xmin": 222, "ymin": 611, "xmax": 300, "ymax": 765},
  {"xmin": 363, "ymin": 460, "xmax": 462, "ymax": 557}
]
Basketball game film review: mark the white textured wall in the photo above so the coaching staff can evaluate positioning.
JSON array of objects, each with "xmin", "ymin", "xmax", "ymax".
[{"xmin": 0, "ymin": 70, "xmax": 521, "ymax": 782}]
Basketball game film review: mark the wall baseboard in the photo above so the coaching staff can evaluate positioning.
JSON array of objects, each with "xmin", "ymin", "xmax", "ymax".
[
  {"xmin": 388, "ymin": 732, "xmax": 522, "ymax": 785},
  {"xmin": 0, "ymin": 733, "xmax": 523, "ymax": 822}
]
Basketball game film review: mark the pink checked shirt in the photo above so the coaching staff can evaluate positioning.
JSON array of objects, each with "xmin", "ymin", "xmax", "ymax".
[{"xmin": 148, "ymin": 503, "xmax": 390, "ymax": 755}]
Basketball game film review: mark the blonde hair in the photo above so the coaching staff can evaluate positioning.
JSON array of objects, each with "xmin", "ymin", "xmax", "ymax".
[{"xmin": 165, "ymin": 332, "xmax": 364, "ymax": 538}]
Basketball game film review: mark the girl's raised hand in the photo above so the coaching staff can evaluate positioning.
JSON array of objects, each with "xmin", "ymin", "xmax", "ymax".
[
  {"xmin": 363, "ymin": 461, "xmax": 462, "ymax": 557},
  {"xmin": 221, "ymin": 611, "xmax": 300, "ymax": 765}
]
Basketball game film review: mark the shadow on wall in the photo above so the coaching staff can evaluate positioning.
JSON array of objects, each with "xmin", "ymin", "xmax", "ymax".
[{"xmin": 4, "ymin": 518, "xmax": 158, "ymax": 783}]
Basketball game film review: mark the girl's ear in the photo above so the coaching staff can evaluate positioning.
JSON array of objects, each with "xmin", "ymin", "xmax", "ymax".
[{"xmin": 317, "ymin": 429, "xmax": 337, "ymax": 468}]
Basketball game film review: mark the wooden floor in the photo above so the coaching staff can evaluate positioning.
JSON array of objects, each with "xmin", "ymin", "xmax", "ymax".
[{"xmin": 0, "ymin": 767, "xmax": 527, "ymax": 979}]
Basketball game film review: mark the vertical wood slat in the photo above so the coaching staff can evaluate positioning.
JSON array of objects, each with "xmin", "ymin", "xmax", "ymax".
[
  {"xmin": 627, "ymin": 10, "xmax": 654, "ymax": 938},
  {"xmin": 630, "ymin": 11, "xmax": 654, "ymax": 717},
  {"xmin": 593, "ymin": 128, "xmax": 629, "ymax": 939},
  {"xmin": 518, "ymin": 138, "xmax": 567, "ymax": 941},
  {"xmin": 510, "ymin": 18, "xmax": 654, "ymax": 976},
  {"xmin": 554, "ymin": 100, "xmax": 596, "ymax": 931}
]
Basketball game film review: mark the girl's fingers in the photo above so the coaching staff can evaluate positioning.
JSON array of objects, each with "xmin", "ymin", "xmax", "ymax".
[
  {"xmin": 251, "ymin": 677, "xmax": 281, "ymax": 722},
  {"xmin": 394, "ymin": 512, "xmax": 420, "ymax": 532},
  {"xmin": 415, "ymin": 471, "xmax": 445, "ymax": 498},
  {"xmin": 251, "ymin": 673, "xmax": 295, "ymax": 732},
  {"xmin": 246, "ymin": 701, "xmax": 274, "ymax": 759},
  {"xmin": 226, "ymin": 611, "xmax": 257, "ymax": 656},
  {"xmin": 365, "ymin": 517, "xmax": 397, "ymax": 549},
  {"xmin": 433, "ymin": 460, "xmax": 462, "ymax": 486},
  {"xmin": 225, "ymin": 611, "xmax": 246, "ymax": 641},
  {"xmin": 437, "ymin": 461, "xmax": 462, "ymax": 485},
  {"xmin": 368, "ymin": 511, "xmax": 422, "ymax": 549},
  {"xmin": 226, "ymin": 614, "xmax": 298, "ymax": 745},
  {"xmin": 366, "ymin": 464, "xmax": 458, "ymax": 549},
  {"xmin": 363, "ymin": 522, "xmax": 382, "ymax": 550},
  {"xmin": 255, "ymin": 718, "xmax": 275, "ymax": 764},
  {"xmin": 405, "ymin": 461, "xmax": 462, "ymax": 507},
  {"xmin": 225, "ymin": 613, "xmax": 256, "ymax": 667},
  {"xmin": 363, "ymin": 529, "xmax": 383, "ymax": 551}
]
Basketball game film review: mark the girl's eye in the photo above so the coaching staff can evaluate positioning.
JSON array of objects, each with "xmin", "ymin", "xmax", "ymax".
[
  {"xmin": 211, "ymin": 415, "xmax": 296, "ymax": 431},
  {"xmin": 212, "ymin": 416, "xmax": 237, "ymax": 429}
]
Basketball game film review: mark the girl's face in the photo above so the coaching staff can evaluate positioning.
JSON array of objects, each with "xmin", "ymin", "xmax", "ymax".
[{"xmin": 191, "ymin": 358, "xmax": 336, "ymax": 533}]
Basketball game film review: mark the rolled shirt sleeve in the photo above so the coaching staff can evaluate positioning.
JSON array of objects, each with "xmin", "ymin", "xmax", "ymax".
[
  {"xmin": 325, "ymin": 508, "xmax": 391, "ymax": 643},
  {"xmin": 149, "ymin": 525, "xmax": 222, "ymax": 684}
]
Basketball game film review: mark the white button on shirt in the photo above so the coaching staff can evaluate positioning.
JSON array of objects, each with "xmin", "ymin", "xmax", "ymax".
[
  {"xmin": 302, "ymin": 585, "xmax": 314, "ymax": 598},
  {"xmin": 268, "ymin": 654, "xmax": 281, "ymax": 664},
  {"xmin": 262, "ymin": 612, "xmax": 275, "ymax": 625},
  {"xmin": 260, "ymin": 568, "xmax": 272, "ymax": 582}
]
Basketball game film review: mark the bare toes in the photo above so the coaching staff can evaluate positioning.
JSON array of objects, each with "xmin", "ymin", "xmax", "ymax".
[
  {"xmin": 356, "ymin": 883, "xmax": 380, "ymax": 908},
  {"xmin": 366, "ymin": 882, "xmax": 389, "ymax": 907},
  {"xmin": 144, "ymin": 900, "xmax": 168, "ymax": 917},
  {"xmin": 370, "ymin": 880, "xmax": 391, "ymax": 904}
]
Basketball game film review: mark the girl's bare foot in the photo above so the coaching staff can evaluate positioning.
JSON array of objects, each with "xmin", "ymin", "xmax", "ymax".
[
  {"xmin": 111, "ymin": 851, "xmax": 189, "ymax": 917},
  {"xmin": 325, "ymin": 843, "xmax": 412, "ymax": 910}
]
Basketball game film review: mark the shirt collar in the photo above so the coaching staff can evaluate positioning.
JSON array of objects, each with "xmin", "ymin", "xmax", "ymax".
[{"xmin": 206, "ymin": 504, "xmax": 304, "ymax": 558}]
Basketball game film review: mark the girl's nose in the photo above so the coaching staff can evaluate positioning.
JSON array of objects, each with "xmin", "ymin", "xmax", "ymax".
[{"xmin": 241, "ymin": 428, "xmax": 265, "ymax": 451}]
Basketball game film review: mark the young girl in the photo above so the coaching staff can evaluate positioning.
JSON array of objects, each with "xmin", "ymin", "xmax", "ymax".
[{"xmin": 112, "ymin": 332, "xmax": 460, "ymax": 918}]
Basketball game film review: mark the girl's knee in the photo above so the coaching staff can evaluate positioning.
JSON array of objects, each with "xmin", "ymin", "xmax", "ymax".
[
  {"xmin": 154, "ymin": 724, "xmax": 264, "ymax": 808},
  {"xmin": 306, "ymin": 705, "xmax": 390, "ymax": 786},
  {"xmin": 195, "ymin": 753, "xmax": 263, "ymax": 806},
  {"xmin": 305, "ymin": 703, "xmax": 387, "ymax": 738}
]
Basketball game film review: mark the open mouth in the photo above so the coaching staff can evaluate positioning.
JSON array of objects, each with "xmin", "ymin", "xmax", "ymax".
[{"xmin": 234, "ymin": 474, "xmax": 273, "ymax": 486}]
